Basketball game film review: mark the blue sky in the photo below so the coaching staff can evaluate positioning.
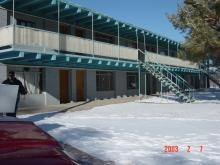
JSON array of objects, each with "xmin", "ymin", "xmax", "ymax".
[{"xmin": 71, "ymin": 0, "xmax": 185, "ymax": 42}]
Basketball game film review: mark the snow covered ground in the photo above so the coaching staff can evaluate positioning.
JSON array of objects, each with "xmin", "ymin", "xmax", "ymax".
[{"xmin": 20, "ymin": 89, "xmax": 220, "ymax": 165}]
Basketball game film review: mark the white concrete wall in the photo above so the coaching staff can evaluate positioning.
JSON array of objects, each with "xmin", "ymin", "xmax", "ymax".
[
  {"xmin": 86, "ymin": 70, "xmax": 96, "ymax": 100},
  {"xmin": 0, "ymin": 8, "xmax": 7, "ymax": 27},
  {"xmin": 146, "ymin": 51, "xmax": 198, "ymax": 69},
  {"xmin": 45, "ymin": 67, "xmax": 60, "ymax": 105},
  {"xmin": 0, "ymin": 63, "xmax": 7, "ymax": 83},
  {"xmin": 19, "ymin": 93, "xmax": 46, "ymax": 108},
  {"xmin": 140, "ymin": 72, "xmax": 146, "ymax": 95},
  {"xmin": 96, "ymin": 91, "xmax": 115, "ymax": 99},
  {"xmin": 115, "ymin": 71, "xmax": 146, "ymax": 97},
  {"xmin": 86, "ymin": 70, "xmax": 139, "ymax": 100},
  {"xmin": 70, "ymin": 70, "xmax": 76, "ymax": 101},
  {"xmin": 115, "ymin": 71, "xmax": 127, "ymax": 97}
]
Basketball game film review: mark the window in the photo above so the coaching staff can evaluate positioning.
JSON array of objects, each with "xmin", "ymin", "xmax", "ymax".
[
  {"xmin": 95, "ymin": 32, "xmax": 114, "ymax": 44},
  {"xmin": 75, "ymin": 28, "xmax": 85, "ymax": 38},
  {"xmin": 170, "ymin": 51, "xmax": 177, "ymax": 57},
  {"xmin": 17, "ymin": 19, "xmax": 36, "ymax": 28},
  {"xmin": 127, "ymin": 72, "xmax": 138, "ymax": 89},
  {"xmin": 96, "ymin": 71, "xmax": 114, "ymax": 91},
  {"xmin": 15, "ymin": 68, "xmax": 43, "ymax": 94},
  {"xmin": 60, "ymin": 24, "xmax": 71, "ymax": 35}
]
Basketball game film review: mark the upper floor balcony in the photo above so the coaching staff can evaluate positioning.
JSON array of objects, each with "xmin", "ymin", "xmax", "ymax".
[
  {"xmin": 0, "ymin": 25, "xmax": 138, "ymax": 61},
  {"xmin": 0, "ymin": 25, "xmax": 198, "ymax": 69},
  {"xmin": 0, "ymin": 0, "xmax": 198, "ymax": 70}
]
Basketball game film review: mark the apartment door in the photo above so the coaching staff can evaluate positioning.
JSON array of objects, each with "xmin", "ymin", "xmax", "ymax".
[
  {"xmin": 59, "ymin": 70, "xmax": 69, "ymax": 104},
  {"xmin": 76, "ymin": 70, "xmax": 85, "ymax": 101},
  {"xmin": 60, "ymin": 24, "xmax": 71, "ymax": 34},
  {"xmin": 75, "ymin": 28, "xmax": 85, "ymax": 37}
]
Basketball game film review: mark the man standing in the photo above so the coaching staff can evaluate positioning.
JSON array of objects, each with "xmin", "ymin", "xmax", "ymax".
[{"xmin": 2, "ymin": 71, "xmax": 27, "ymax": 117}]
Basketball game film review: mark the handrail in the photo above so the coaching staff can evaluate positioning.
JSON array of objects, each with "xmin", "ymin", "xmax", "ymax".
[
  {"xmin": 11, "ymin": 25, "xmax": 138, "ymax": 60},
  {"xmin": 13, "ymin": 25, "xmax": 137, "ymax": 51},
  {"xmin": 142, "ymin": 62, "xmax": 182, "ymax": 90},
  {"xmin": 158, "ymin": 63, "xmax": 193, "ymax": 90},
  {"xmin": 139, "ymin": 49, "xmax": 195, "ymax": 100},
  {"xmin": 139, "ymin": 49, "xmax": 193, "ymax": 89},
  {"xmin": 199, "ymin": 64, "xmax": 220, "ymax": 86}
]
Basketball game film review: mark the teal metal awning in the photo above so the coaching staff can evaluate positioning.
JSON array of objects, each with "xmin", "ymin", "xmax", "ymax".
[
  {"xmin": 0, "ymin": 48, "xmax": 199, "ymax": 73},
  {"xmin": 0, "ymin": 49, "xmax": 140, "ymax": 71},
  {"xmin": 0, "ymin": 0, "xmax": 180, "ymax": 50}
]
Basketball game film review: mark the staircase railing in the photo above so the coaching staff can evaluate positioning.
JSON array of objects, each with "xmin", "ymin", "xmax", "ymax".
[
  {"xmin": 138, "ymin": 49, "xmax": 195, "ymax": 101},
  {"xmin": 199, "ymin": 65, "xmax": 220, "ymax": 87}
]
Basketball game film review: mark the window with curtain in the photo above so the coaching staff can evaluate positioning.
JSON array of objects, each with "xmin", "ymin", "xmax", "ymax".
[
  {"xmin": 127, "ymin": 72, "xmax": 138, "ymax": 90},
  {"xmin": 96, "ymin": 71, "xmax": 114, "ymax": 91},
  {"xmin": 15, "ymin": 69, "xmax": 42, "ymax": 94}
]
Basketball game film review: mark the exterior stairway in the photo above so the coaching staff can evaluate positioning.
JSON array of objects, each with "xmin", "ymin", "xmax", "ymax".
[
  {"xmin": 200, "ymin": 69, "xmax": 220, "ymax": 87},
  {"xmin": 139, "ymin": 50, "xmax": 195, "ymax": 103}
]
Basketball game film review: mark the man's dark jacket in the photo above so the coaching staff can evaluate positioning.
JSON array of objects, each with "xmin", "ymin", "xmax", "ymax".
[{"xmin": 2, "ymin": 78, "xmax": 27, "ymax": 95}]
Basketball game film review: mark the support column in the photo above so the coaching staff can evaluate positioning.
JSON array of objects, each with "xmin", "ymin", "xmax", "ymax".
[
  {"xmin": 168, "ymin": 40, "xmax": 170, "ymax": 56},
  {"xmin": 117, "ymin": 23, "xmax": 120, "ymax": 60},
  {"xmin": 156, "ymin": 36, "xmax": 158, "ymax": 54},
  {"xmin": 0, "ymin": 64, "xmax": 7, "ymax": 83},
  {"xmin": 145, "ymin": 73, "xmax": 147, "ymax": 96},
  {"xmin": 136, "ymin": 29, "xmax": 140, "ymax": 99},
  {"xmin": 58, "ymin": 0, "xmax": 60, "ymax": 54},
  {"xmin": 12, "ymin": 0, "xmax": 15, "ymax": 47},
  {"xmin": 143, "ymin": 32, "xmax": 147, "ymax": 96},
  {"xmin": 92, "ymin": 13, "xmax": 94, "ymax": 57},
  {"xmin": 139, "ymin": 62, "xmax": 141, "ymax": 100},
  {"xmin": 143, "ymin": 32, "xmax": 146, "ymax": 52},
  {"xmin": 136, "ymin": 29, "xmax": 139, "ymax": 49},
  {"xmin": 160, "ymin": 68, "xmax": 163, "ymax": 97},
  {"xmin": 177, "ymin": 43, "xmax": 179, "ymax": 52}
]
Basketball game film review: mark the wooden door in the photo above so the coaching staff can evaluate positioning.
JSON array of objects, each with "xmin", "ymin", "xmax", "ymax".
[
  {"xmin": 60, "ymin": 70, "xmax": 69, "ymax": 103},
  {"xmin": 60, "ymin": 24, "xmax": 71, "ymax": 34},
  {"xmin": 75, "ymin": 28, "xmax": 85, "ymax": 37},
  {"xmin": 76, "ymin": 70, "xmax": 85, "ymax": 101}
]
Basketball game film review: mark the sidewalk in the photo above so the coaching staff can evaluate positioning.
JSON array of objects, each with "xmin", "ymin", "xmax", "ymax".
[{"xmin": 17, "ymin": 96, "xmax": 142, "ymax": 115}]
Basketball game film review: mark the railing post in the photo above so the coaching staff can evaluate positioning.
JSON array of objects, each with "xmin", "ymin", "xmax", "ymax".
[
  {"xmin": 168, "ymin": 40, "xmax": 170, "ymax": 56},
  {"xmin": 143, "ymin": 31, "xmax": 146, "ymax": 52},
  {"xmin": 58, "ymin": 0, "xmax": 60, "ymax": 55},
  {"xmin": 160, "ymin": 68, "xmax": 163, "ymax": 98},
  {"xmin": 177, "ymin": 43, "xmax": 179, "ymax": 53},
  {"xmin": 145, "ymin": 73, "xmax": 147, "ymax": 97},
  {"xmin": 136, "ymin": 29, "xmax": 138, "ymax": 49},
  {"xmin": 156, "ymin": 36, "xmax": 158, "ymax": 54},
  {"xmin": 12, "ymin": 0, "xmax": 15, "ymax": 47},
  {"xmin": 138, "ymin": 61, "xmax": 141, "ymax": 101},
  {"xmin": 117, "ymin": 22, "xmax": 120, "ymax": 60},
  {"xmin": 92, "ymin": 13, "xmax": 94, "ymax": 57},
  {"xmin": 176, "ymin": 75, "xmax": 177, "ymax": 85}
]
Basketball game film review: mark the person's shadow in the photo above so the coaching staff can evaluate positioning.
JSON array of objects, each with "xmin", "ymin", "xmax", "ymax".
[{"xmin": 21, "ymin": 100, "xmax": 92, "ymax": 122}]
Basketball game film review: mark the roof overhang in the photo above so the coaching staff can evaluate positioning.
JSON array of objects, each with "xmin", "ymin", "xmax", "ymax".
[
  {"xmin": 0, "ymin": 48, "xmax": 139, "ymax": 71},
  {"xmin": 0, "ymin": 0, "xmax": 180, "ymax": 49},
  {"xmin": 0, "ymin": 48, "xmax": 199, "ymax": 73}
]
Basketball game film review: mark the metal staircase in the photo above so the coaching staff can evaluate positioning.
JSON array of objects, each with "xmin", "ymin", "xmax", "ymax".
[
  {"xmin": 139, "ymin": 50, "xmax": 195, "ymax": 103},
  {"xmin": 200, "ymin": 66, "xmax": 220, "ymax": 87}
]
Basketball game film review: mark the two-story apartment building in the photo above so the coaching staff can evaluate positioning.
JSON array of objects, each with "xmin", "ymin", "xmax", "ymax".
[{"xmin": 0, "ymin": 0, "xmax": 206, "ymax": 107}]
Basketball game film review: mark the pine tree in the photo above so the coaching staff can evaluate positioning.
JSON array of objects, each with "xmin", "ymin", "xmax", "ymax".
[{"xmin": 167, "ymin": 0, "xmax": 220, "ymax": 62}]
